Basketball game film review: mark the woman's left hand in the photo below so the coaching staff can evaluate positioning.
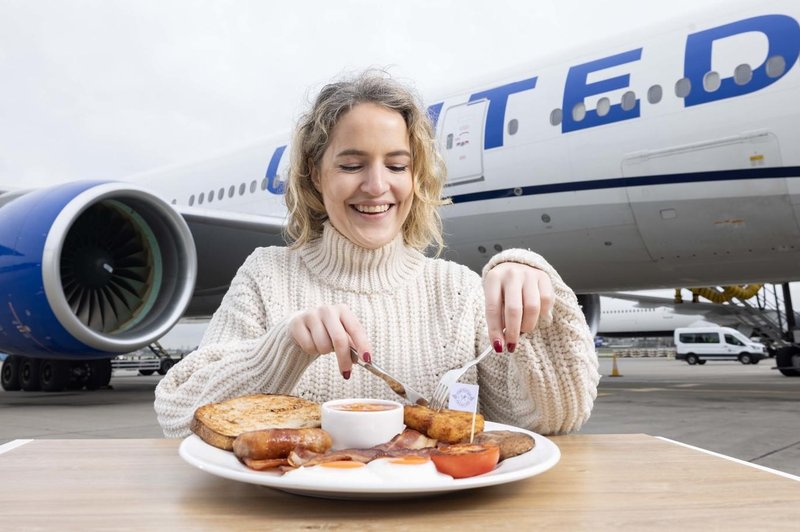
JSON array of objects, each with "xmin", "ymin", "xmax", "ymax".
[{"xmin": 483, "ymin": 262, "xmax": 554, "ymax": 353}]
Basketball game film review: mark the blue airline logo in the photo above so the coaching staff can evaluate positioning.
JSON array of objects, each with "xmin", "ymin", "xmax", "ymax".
[{"xmin": 265, "ymin": 14, "xmax": 800, "ymax": 195}]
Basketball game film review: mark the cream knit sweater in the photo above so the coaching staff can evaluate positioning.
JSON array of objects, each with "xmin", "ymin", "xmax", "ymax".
[{"xmin": 154, "ymin": 223, "xmax": 599, "ymax": 437}]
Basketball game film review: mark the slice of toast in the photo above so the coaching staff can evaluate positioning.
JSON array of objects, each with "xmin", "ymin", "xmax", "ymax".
[{"xmin": 191, "ymin": 393, "xmax": 321, "ymax": 450}]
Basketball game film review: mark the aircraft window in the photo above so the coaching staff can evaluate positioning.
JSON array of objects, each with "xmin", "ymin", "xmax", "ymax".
[
  {"xmin": 250, "ymin": 180, "xmax": 257, "ymax": 193},
  {"xmin": 571, "ymin": 101, "xmax": 586, "ymax": 122},
  {"xmin": 207, "ymin": 190, "xmax": 214, "ymax": 203},
  {"xmin": 620, "ymin": 91, "xmax": 636, "ymax": 111},
  {"xmin": 675, "ymin": 78, "xmax": 691, "ymax": 98},
  {"xmin": 198, "ymin": 192, "xmax": 205, "ymax": 205},
  {"xmin": 507, "ymin": 118, "xmax": 519, "ymax": 135},
  {"xmin": 239, "ymin": 183, "xmax": 246, "ymax": 196},
  {"xmin": 596, "ymin": 97, "xmax": 610, "ymax": 117},
  {"xmin": 446, "ymin": 133, "xmax": 454, "ymax": 149},
  {"xmin": 228, "ymin": 185, "xmax": 235, "ymax": 198},
  {"xmin": 647, "ymin": 85, "xmax": 662, "ymax": 104},
  {"xmin": 766, "ymin": 55, "xmax": 786, "ymax": 78},
  {"xmin": 703, "ymin": 71, "xmax": 721, "ymax": 92},
  {"xmin": 218, "ymin": 188, "xmax": 224, "ymax": 200},
  {"xmin": 261, "ymin": 177, "xmax": 267, "ymax": 191},
  {"xmin": 549, "ymin": 108, "xmax": 562, "ymax": 126},
  {"xmin": 189, "ymin": 194, "xmax": 195, "ymax": 206},
  {"xmin": 734, "ymin": 64, "xmax": 752, "ymax": 86}
]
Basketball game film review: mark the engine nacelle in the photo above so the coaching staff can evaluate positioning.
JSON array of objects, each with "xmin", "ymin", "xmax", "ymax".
[{"xmin": 0, "ymin": 181, "xmax": 196, "ymax": 359}]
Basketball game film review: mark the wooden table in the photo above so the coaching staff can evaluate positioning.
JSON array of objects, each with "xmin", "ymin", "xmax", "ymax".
[{"xmin": 1, "ymin": 434, "xmax": 798, "ymax": 530}]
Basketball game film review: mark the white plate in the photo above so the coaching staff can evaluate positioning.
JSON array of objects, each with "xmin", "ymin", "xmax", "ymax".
[{"xmin": 179, "ymin": 421, "xmax": 560, "ymax": 499}]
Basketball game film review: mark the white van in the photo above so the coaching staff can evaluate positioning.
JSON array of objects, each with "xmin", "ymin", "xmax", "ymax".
[{"xmin": 674, "ymin": 327, "xmax": 767, "ymax": 365}]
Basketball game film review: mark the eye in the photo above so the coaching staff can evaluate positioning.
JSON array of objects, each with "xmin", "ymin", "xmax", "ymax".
[
  {"xmin": 339, "ymin": 165, "xmax": 362, "ymax": 172},
  {"xmin": 387, "ymin": 165, "xmax": 408, "ymax": 173}
]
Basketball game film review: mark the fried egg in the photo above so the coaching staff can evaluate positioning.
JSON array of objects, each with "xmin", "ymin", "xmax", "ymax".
[
  {"xmin": 367, "ymin": 456, "xmax": 453, "ymax": 484},
  {"xmin": 283, "ymin": 461, "xmax": 383, "ymax": 486}
]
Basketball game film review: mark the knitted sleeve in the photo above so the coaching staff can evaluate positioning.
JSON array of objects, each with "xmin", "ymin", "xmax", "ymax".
[
  {"xmin": 475, "ymin": 248, "xmax": 600, "ymax": 434},
  {"xmin": 153, "ymin": 250, "xmax": 316, "ymax": 438}
]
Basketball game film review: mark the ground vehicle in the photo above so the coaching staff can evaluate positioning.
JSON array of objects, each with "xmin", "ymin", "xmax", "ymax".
[{"xmin": 674, "ymin": 327, "xmax": 767, "ymax": 365}]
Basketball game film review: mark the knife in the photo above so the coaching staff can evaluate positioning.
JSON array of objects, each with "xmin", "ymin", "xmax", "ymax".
[{"xmin": 349, "ymin": 347, "xmax": 429, "ymax": 407}]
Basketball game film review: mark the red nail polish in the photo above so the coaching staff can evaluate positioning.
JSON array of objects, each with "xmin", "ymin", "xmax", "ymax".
[
  {"xmin": 493, "ymin": 340, "xmax": 503, "ymax": 353},
  {"xmin": 342, "ymin": 370, "xmax": 351, "ymax": 380},
  {"xmin": 363, "ymin": 352, "xmax": 372, "ymax": 364},
  {"xmin": 507, "ymin": 343, "xmax": 516, "ymax": 353}
]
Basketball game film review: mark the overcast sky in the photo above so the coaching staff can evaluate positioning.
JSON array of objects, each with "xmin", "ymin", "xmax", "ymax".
[
  {"xmin": 0, "ymin": 0, "xmax": 736, "ymax": 189},
  {"xmin": 3, "ymin": 0, "xmax": 786, "ymax": 347}
]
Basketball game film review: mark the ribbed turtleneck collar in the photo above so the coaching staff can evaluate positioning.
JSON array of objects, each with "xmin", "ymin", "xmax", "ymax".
[{"xmin": 299, "ymin": 222, "xmax": 426, "ymax": 293}]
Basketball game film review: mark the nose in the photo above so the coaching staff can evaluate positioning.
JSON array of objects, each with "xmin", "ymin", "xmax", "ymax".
[{"xmin": 361, "ymin": 163, "xmax": 389, "ymax": 196}]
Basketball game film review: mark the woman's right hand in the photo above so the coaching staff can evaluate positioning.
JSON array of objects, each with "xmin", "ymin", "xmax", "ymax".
[{"xmin": 288, "ymin": 304, "xmax": 373, "ymax": 379}]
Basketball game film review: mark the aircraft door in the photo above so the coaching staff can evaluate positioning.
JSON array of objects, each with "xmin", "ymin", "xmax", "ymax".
[{"xmin": 439, "ymin": 99, "xmax": 487, "ymax": 185}]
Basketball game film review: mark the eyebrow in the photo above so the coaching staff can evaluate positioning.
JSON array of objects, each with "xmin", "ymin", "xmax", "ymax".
[{"xmin": 334, "ymin": 149, "xmax": 412, "ymax": 158}]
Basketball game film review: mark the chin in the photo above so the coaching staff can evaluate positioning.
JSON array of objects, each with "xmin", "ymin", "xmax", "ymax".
[{"xmin": 354, "ymin": 230, "xmax": 397, "ymax": 249}]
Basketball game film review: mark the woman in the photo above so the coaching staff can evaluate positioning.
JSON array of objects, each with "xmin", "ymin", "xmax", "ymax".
[{"xmin": 155, "ymin": 72, "xmax": 599, "ymax": 437}]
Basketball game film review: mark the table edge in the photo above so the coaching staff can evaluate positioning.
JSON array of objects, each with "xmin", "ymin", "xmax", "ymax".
[
  {"xmin": 0, "ymin": 439, "xmax": 33, "ymax": 456},
  {"xmin": 656, "ymin": 436, "xmax": 800, "ymax": 482}
]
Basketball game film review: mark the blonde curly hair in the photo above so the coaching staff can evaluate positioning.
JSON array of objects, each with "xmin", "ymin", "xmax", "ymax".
[{"xmin": 284, "ymin": 70, "xmax": 449, "ymax": 254}]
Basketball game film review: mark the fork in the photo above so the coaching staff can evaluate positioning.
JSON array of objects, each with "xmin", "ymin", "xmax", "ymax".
[{"xmin": 429, "ymin": 344, "xmax": 495, "ymax": 411}]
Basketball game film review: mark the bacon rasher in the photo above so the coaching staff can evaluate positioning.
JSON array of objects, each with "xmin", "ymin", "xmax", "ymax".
[{"xmin": 286, "ymin": 429, "xmax": 437, "ymax": 468}]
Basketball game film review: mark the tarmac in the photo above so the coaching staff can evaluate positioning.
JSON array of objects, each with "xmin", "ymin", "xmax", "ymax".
[{"xmin": 1, "ymin": 356, "xmax": 799, "ymax": 476}]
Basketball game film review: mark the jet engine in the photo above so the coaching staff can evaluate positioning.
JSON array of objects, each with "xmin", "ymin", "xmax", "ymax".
[{"xmin": 0, "ymin": 181, "xmax": 196, "ymax": 390}]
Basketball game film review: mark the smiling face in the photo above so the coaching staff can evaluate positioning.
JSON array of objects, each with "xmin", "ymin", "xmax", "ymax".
[{"xmin": 313, "ymin": 103, "xmax": 413, "ymax": 250}]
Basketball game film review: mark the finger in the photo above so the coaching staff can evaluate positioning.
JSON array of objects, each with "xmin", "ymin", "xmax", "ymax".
[
  {"xmin": 484, "ymin": 272, "xmax": 505, "ymax": 353},
  {"xmin": 520, "ymin": 272, "xmax": 543, "ymax": 333},
  {"xmin": 319, "ymin": 306, "xmax": 353, "ymax": 379},
  {"xmin": 502, "ymin": 274, "xmax": 525, "ymax": 352},
  {"xmin": 537, "ymin": 273, "xmax": 555, "ymax": 327},
  {"xmin": 307, "ymin": 314, "xmax": 334, "ymax": 355},
  {"xmin": 339, "ymin": 307, "xmax": 372, "ymax": 364},
  {"xmin": 289, "ymin": 315, "xmax": 317, "ymax": 355}
]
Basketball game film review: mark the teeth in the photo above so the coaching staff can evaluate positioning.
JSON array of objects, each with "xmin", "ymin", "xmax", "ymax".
[{"xmin": 355, "ymin": 204, "xmax": 390, "ymax": 213}]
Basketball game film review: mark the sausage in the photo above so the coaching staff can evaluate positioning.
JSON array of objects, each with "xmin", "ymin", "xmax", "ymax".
[{"xmin": 232, "ymin": 428, "xmax": 333, "ymax": 460}]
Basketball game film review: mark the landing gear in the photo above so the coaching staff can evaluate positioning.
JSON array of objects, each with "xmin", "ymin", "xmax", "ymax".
[
  {"xmin": 775, "ymin": 346, "xmax": 800, "ymax": 377},
  {"xmin": 85, "ymin": 359, "xmax": 112, "ymax": 390},
  {"xmin": 20, "ymin": 358, "xmax": 42, "ymax": 391},
  {"xmin": 0, "ymin": 356, "xmax": 114, "ymax": 391},
  {"xmin": 40, "ymin": 359, "xmax": 71, "ymax": 391},
  {"xmin": 1, "ymin": 355, "xmax": 21, "ymax": 391}
]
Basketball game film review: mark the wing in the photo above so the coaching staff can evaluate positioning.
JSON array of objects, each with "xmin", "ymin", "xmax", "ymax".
[
  {"xmin": 598, "ymin": 292, "xmax": 723, "ymax": 313},
  {"xmin": 177, "ymin": 206, "xmax": 287, "ymax": 318}
]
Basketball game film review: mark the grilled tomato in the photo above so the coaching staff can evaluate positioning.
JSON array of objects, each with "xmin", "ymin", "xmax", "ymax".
[{"xmin": 430, "ymin": 443, "xmax": 500, "ymax": 479}]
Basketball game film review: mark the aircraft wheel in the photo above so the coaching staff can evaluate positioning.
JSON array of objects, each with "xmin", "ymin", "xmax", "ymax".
[
  {"xmin": 20, "ymin": 357, "xmax": 42, "ymax": 391},
  {"xmin": 750, "ymin": 358, "xmax": 760, "ymax": 365},
  {"xmin": 776, "ymin": 346, "xmax": 800, "ymax": 377},
  {"xmin": 157, "ymin": 358, "xmax": 175, "ymax": 376},
  {"xmin": 1, "ymin": 355, "xmax": 21, "ymax": 391},
  {"xmin": 686, "ymin": 354, "xmax": 699, "ymax": 365},
  {"xmin": 738, "ymin": 353, "xmax": 753, "ymax": 365},
  {"xmin": 40, "ymin": 359, "xmax": 71, "ymax": 391},
  {"xmin": 139, "ymin": 369, "xmax": 155, "ymax": 376},
  {"xmin": 86, "ymin": 359, "xmax": 112, "ymax": 390},
  {"xmin": 697, "ymin": 360, "xmax": 707, "ymax": 365}
]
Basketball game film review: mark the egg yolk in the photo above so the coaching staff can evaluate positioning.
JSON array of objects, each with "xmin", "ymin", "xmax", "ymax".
[
  {"xmin": 388, "ymin": 456, "xmax": 430, "ymax": 465},
  {"xmin": 320, "ymin": 461, "xmax": 366, "ymax": 469}
]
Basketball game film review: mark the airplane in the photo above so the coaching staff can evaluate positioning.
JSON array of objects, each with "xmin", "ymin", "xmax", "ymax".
[
  {"xmin": 597, "ymin": 295, "xmax": 718, "ymax": 338},
  {"xmin": 2, "ymin": 0, "xmax": 800, "ymax": 391}
]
